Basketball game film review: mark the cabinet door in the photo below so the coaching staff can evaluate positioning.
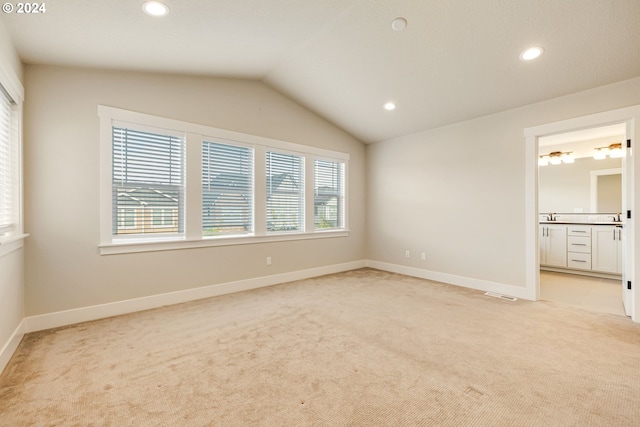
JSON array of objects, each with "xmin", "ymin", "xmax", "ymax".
[
  {"xmin": 592, "ymin": 226, "xmax": 619, "ymax": 274},
  {"xmin": 617, "ymin": 228, "xmax": 622, "ymax": 274},
  {"xmin": 545, "ymin": 225, "xmax": 567, "ymax": 268},
  {"xmin": 539, "ymin": 227, "xmax": 547, "ymax": 265}
]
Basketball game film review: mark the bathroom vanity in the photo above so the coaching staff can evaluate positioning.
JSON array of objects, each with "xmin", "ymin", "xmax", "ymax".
[{"xmin": 540, "ymin": 214, "xmax": 622, "ymax": 278}]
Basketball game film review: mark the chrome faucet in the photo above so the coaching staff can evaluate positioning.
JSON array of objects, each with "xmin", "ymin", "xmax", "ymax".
[{"xmin": 546, "ymin": 212, "xmax": 554, "ymax": 221}]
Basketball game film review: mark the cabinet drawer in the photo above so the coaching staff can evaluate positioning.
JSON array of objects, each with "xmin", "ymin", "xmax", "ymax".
[
  {"xmin": 567, "ymin": 252, "xmax": 591, "ymax": 270},
  {"xmin": 567, "ymin": 225, "xmax": 591, "ymax": 237},
  {"xmin": 567, "ymin": 236, "xmax": 591, "ymax": 253}
]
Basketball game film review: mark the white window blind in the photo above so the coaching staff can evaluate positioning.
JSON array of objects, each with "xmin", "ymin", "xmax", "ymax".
[
  {"xmin": 266, "ymin": 151, "xmax": 304, "ymax": 232},
  {"xmin": 202, "ymin": 140, "xmax": 254, "ymax": 236},
  {"xmin": 0, "ymin": 87, "xmax": 16, "ymax": 236},
  {"xmin": 112, "ymin": 125, "xmax": 185, "ymax": 236},
  {"xmin": 314, "ymin": 159, "xmax": 345, "ymax": 230}
]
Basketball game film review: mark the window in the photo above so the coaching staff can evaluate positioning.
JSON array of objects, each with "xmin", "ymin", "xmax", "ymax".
[
  {"xmin": 266, "ymin": 151, "xmax": 304, "ymax": 233},
  {"xmin": 314, "ymin": 159, "xmax": 345, "ymax": 230},
  {"xmin": 117, "ymin": 208, "xmax": 137, "ymax": 230},
  {"xmin": 99, "ymin": 106, "xmax": 349, "ymax": 254},
  {"xmin": 0, "ymin": 85, "xmax": 19, "ymax": 238},
  {"xmin": 202, "ymin": 140, "xmax": 253, "ymax": 236},
  {"xmin": 112, "ymin": 125, "xmax": 185, "ymax": 237},
  {"xmin": 152, "ymin": 208, "xmax": 176, "ymax": 228}
]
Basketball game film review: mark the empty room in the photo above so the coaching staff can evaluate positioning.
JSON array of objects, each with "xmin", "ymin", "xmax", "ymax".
[{"xmin": 1, "ymin": 1, "xmax": 640, "ymax": 425}]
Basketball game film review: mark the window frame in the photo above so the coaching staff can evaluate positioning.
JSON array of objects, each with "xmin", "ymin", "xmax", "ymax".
[
  {"xmin": 111, "ymin": 122, "xmax": 186, "ymax": 240},
  {"xmin": 0, "ymin": 63, "xmax": 26, "ymax": 258},
  {"xmin": 201, "ymin": 138, "xmax": 255, "ymax": 238},
  {"xmin": 313, "ymin": 157, "xmax": 346, "ymax": 231},
  {"xmin": 98, "ymin": 106, "xmax": 349, "ymax": 255},
  {"xmin": 266, "ymin": 149, "xmax": 306, "ymax": 235}
]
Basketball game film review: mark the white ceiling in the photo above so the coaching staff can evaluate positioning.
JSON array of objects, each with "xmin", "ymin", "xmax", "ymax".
[{"xmin": 2, "ymin": 0, "xmax": 640, "ymax": 143}]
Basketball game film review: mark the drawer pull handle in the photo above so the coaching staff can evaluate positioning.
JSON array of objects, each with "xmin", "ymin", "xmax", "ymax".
[
  {"xmin": 572, "ymin": 230, "xmax": 587, "ymax": 233},
  {"xmin": 571, "ymin": 259, "xmax": 587, "ymax": 263},
  {"xmin": 571, "ymin": 243, "xmax": 587, "ymax": 246}
]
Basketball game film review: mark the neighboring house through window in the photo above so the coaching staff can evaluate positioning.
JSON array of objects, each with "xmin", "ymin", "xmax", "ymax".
[
  {"xmin": 266, "ymin": 151, "xmax": 304, "ymax": 233},
  {"xmin": 112, "ymin": 125, "xmax": 185, "ymax": 237},
  {"xmin": 314, "ymin": 159, "xmax": 345, "ymax": 230},
  {"xmin": 202, "ymin": 140, "xmax": 253, "ymax": 237}
]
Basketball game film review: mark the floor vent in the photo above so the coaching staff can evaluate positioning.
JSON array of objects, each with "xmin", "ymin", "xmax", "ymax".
[{"xmin": 484, "ymin": 292, "xmax": 518, "ymax": 301}]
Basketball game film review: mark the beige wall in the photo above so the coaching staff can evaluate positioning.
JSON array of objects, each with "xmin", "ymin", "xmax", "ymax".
[
  {"xmin": 0, "ymin": 18, "xmax": 24, "ymax": 359},
  {"xmin": 23, "ymin": 65, "xmax": 366, "ymax": 316},
  {"xmin": 539, "ymin": 156, "xmax": 621, "ymax": 213},
  {"xmin": 0, "ymin": 248, "xmax": 24, "ymax": 345},
  {"xmin": 366, "ymin": 77, "xmax": 640, "ymax": 288},
  {"xmin": 0, "ymin": 19, "xmax": 22, "ymax": 82}
]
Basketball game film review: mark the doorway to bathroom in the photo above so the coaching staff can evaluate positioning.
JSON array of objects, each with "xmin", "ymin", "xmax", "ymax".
[
  {"xmin": 538, "ymin": 124, "xmax": 625, "ymax": 315},
  {"xmin": 524, "ymin": 105, "xmax": 640, "ymax": 322}
]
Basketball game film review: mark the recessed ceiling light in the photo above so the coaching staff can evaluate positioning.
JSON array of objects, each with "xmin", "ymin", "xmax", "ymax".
[
  {"xmin": 384, "ymin": 102, "xmax": 396, "ymax": 111},
  {"xmin": 520, "ymin": 46, "xmax": 544, "ymax": 61},
  {"xmin": 391, "ymin": 18, "xmax": 408, "ymax": 32},
  {"xmin": 142, "ymin": 1, "xmax": 169, "ymax": 17}
]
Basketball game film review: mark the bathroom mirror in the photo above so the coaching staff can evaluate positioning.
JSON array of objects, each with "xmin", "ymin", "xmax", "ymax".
[
  {"xmin": 590, "ymin": 168, "xmax": 622, "ymax": 212},
  {"xmin": 538, "ymin": 156, "xmax": 622, "ymax": 213}
]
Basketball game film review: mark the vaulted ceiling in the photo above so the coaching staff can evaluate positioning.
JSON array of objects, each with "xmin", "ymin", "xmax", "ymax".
[{"xmin": 2, "ymin": 0, "xmax": 640, "ymax": 143}]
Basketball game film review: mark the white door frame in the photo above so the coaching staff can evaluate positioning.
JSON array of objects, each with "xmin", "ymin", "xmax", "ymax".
[{"xmin": 524, "ymin": 105, "xmax": 640, "ymax": 322}]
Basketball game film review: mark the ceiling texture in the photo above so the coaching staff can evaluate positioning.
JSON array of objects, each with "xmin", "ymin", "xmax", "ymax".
[{"xmin": 2, "ymin": 0, "xmax": 640, "ymax": 143}]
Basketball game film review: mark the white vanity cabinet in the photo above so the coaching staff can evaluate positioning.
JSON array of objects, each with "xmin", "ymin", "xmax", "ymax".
[
  {"xmin": 540, "ymin": 224, "xmax": 567, "ymax": 268},
  {"xmin": 592, "ymin": 225, "xmax": 622, "ymax": 274}
]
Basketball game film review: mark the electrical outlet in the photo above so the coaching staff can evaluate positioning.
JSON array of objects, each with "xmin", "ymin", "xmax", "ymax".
[
  {"xmin": 266, "ymin": 257, "xmax": 272, "ymax": 266},
  {"xmin": 405, "ymin": 250, "xmax": 410, "ymax": 258},
  {"xmin": 421, "ymin": 253, "xmax": 426, "ymax": 261}
]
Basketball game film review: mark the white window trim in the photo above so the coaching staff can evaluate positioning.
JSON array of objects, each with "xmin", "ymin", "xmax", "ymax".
[
  {"xmin": 98, "ymin": 105, "xmax": 349, "ymax": 255},
  {"xmin": 0, "ymin": 61, "xmax": 27, "ymax": 258}
]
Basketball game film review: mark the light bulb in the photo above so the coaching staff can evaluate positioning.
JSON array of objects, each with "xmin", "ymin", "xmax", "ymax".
[
  {"xmin": 520, "ymin": 47, "xmax": 544, "ymax": 61},
  {"xmin": 609, "ymin": 147, "xmax": 623, "ymax": 158},
  {"xmin": 561, "ymin": 153, "xmax": 574, "ymax": 164},
  {"xmin": 142, "ymin": 1, "xmax": 169, "ymax": 17},
  {"xmin": 549, "ymin": 156, "xmax": 562, "ymax": 165},
  {"xmin": 593, "ymin": 149, "xmax": 607, "ymax": 160}
]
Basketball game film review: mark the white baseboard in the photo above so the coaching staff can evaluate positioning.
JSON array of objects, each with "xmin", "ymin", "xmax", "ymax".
[
  {"xmin": 0, "ymin": 319, "xmax": 25, "ymax": 374},
  {"xmin": 366, "ymin": 260, "xmax": 534, "ymax": 300},
  {"xmin": 25, "ymin": 260, "xmax": 366, "ymax": 333}
]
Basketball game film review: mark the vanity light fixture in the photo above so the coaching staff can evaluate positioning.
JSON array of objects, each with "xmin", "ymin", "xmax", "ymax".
[
  {"xmin": 383, "ymin": 102, "xmax": 396, "ymax": 111},
  {"xmin": 593, "ymin": 142, "xmax": 623, "ymax": 160},
  {"xmin": 142, "ymin": 1, "xmax": 169, "ymax": 17},
  {"xmin": 538, "ymin": 151, "xmax": 574, "ymax": 166}
]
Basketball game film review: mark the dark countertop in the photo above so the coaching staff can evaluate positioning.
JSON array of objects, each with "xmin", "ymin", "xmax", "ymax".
[{"xmin": 540, "ymin": 221, "xmax": 622, "ymax": 225}]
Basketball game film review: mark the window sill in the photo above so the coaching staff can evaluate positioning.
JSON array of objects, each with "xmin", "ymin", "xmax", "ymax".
[
  {"xmin": 0, "ymin": 233, "xmax": 29, "ymax": 257},
  {"xmin": 99, "ymin": 230, "xmax": 349, "ymax": 255}
]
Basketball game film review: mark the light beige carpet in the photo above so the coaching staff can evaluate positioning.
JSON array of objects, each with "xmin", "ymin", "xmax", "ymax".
[{"xmin": 1, "ymin": 268, "xmax": 640, "ymax": 426}]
